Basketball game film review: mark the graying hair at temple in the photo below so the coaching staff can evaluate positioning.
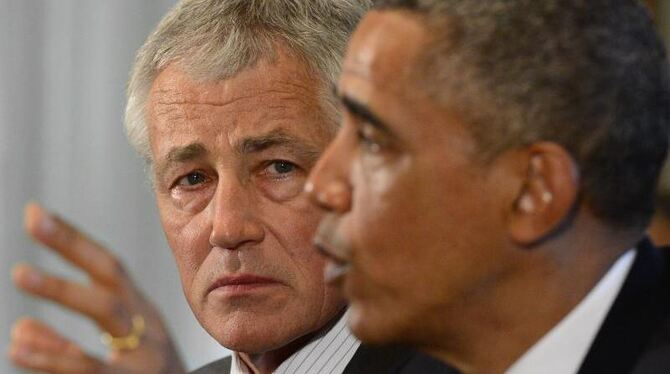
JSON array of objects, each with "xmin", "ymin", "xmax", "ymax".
[
  {"xmin": 374, "ymin": 0, "xmax": 670, "ymax": 229},
  {"xmin": 125, "ymin": 0, "xmax": 371, "ymax": 163}
]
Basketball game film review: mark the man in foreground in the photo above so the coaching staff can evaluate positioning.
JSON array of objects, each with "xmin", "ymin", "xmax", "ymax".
[
  {"xmin": 9, "ymin": 0, "xmax": 451, "ymax": 373},
  {"xmin": 308, "ymin": 0, "xmax": 670, "ymax": 372}
]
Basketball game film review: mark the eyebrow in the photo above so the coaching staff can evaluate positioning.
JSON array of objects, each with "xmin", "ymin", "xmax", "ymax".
[
  {"xmin": 333, "ymin": 86, "xmax": 394, "ymax": 135},
  {"xmin": 166, "ymin": 142, "xmax": 208, "ymax": 163},
  {"xmin": 237, "ymin": 129, "xmax": 321, "ymax": 161},
  {"xmin": 155, "ymin": 143, "xmax": 208, "ymax": 184}
]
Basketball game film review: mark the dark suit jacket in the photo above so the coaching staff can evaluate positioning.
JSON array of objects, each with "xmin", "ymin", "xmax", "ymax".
[
  {"xmin": 191, "ymin": 344, "xmax": 455, "ymax": 373},
  {"xmin": 193, "ymin": 239, "xmax": 670, "ymax": 374},
  {"xmin": 576, "ymin": 238, "xmax": 670, "ymax": 373}
]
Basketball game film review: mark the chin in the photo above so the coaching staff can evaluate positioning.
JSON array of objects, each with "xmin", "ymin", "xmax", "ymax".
[
  {"xmin": 210, "ymin": 321, "xmax": 290, "ymax": 354},
  {"xmin": 204, "ymin": 309, "xmax": 315, "ymax": 354},
  {"xmin": 347, "ymin": 302, "xmax": 413, "ymax": 345}
]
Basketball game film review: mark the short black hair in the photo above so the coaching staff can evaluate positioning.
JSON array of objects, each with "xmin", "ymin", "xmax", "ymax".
[{"xmin": 374, "ymin": 0, "xmax": 670, "ymax": 230}]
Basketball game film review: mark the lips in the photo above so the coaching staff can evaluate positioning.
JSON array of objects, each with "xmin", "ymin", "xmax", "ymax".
[
  {"xmin": 323, "ymin": 258, "xmax": 351, "ymax": 284},
  {"xmin": 314, "ymin": 214, "xmax": 352, "ymax": 284},
  {"xmin": 314, "ymin": 232, "xmax": 351, "ymax": 284},
  {"xmin": 207, "ymin": 274, "xmax": 280, "ymax": 294}
]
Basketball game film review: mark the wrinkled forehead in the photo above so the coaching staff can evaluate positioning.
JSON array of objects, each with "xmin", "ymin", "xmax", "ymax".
[
  {"xmin": 149, "ymin": 56, "xmax": 321, "ymax": 113},
  {"xmin": 146, "ymin": 60, "xmax": 335, "ymax": 165}
]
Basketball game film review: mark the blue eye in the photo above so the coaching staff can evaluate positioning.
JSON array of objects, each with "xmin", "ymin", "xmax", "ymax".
[
  {"xmin": 177, "ymin": 172, "xmax": 207, "ymax": 186},
  {"xmin": 271, "ymin": 161, "xmax": 296, "ymax": 174}
]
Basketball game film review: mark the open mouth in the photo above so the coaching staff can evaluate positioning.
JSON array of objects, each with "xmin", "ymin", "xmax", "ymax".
[
  {"xmin": 324, "ymin": 260, "xmax": 351, "ymax": 283},
  {"xmin": 315, "ymin": 241, "xmax": 351, "ymax": 284}
]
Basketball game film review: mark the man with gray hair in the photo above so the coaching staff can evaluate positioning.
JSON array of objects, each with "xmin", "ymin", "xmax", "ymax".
[
  {"xmin": 308, "ymin": 0, "xmax": 670, "ymax": 373},
  {"xmin": 9, "ymin": 0, "xmax": 451, "ymax": 373}
]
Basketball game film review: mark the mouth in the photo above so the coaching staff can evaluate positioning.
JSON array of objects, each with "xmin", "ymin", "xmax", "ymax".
[
  {"xmin": 314, "ymin": 215, "xmax": 352, "ymax": 285},
  {"xmin": 207, "ymin": 274, "xmax": 281, "ymax": 296},
  {"xmin": 314, "ymin": 240, "xmax": 351, "ymax": 284}
]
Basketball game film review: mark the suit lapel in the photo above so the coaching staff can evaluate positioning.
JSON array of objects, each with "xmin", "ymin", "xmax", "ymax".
[
  {"xmin": 343, "ymin": 344, "xmax": 417, "ymax": 374},
  {"xmin": 577, "ymin": 238, "xmax": 670, "ymax": 374}
]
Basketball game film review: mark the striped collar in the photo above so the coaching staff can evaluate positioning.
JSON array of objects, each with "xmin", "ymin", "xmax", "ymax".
[{"xmin": 231, "ymin": 310, "xmax": 361, "ymax": 374}]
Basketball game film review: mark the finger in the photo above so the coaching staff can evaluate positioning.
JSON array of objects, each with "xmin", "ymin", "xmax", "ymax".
[
  {"xmin": 8, "ymin": 318, "xmax": 104, "ymax": 374},
  {"xmin": 24, "ymin": 202, "xmax": 128, "ymax": 288},
  {"xmin": 8, "ymin": 342, "xmax": 104, "ymax": 374},
  {"xmin": 11, "ymin": 317, "xmax": 82, "ymax": 355},
  {"xmin": 13, "ymin": 264, "xmax": 134, "ymax": 336}
]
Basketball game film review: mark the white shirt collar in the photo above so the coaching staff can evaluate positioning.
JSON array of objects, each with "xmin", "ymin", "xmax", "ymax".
[
  {"xmin": 505, "ymin": 249, "xmax": 636, "ymax": 374},
  {"xmin": 231, "ymin": 310, "xmax": 361, "ymax": 374}
]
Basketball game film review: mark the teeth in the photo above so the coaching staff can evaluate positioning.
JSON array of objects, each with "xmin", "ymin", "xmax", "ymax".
[{"xmin": 324, "ymin": 261, "xmax": 350, "ymax": 283}]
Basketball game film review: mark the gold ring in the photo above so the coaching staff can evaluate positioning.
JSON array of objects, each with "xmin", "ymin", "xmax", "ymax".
[{"xmin": 100, "ymin": 315, "xmax": 146, "ymax": 351}]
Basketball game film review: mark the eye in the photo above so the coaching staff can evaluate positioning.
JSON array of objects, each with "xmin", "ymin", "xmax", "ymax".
[
  {"xmin": 175, "ymin": 171, "xmax": 208, "ymax": 187},
  {"xmin": 356, "ymin": 124, "xmax": 383, "ymax": 153},
  {"xmin": 267, "ymin": 160, "xmax": 297, "ymax": 175}
]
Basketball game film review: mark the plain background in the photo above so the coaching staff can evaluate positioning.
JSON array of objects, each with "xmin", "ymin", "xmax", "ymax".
[
  {"xmin": 0, "ymin": 1, "xmax": 228, "ymax": 373},
  {"xmin": 1, "ymin": 1, "xmax": 669, "ymax": 373}
]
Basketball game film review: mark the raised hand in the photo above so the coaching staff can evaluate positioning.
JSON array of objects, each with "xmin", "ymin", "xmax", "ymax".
[{"xmin": 9, "ymin": 202, "xmax": 186, "ymax": 374}]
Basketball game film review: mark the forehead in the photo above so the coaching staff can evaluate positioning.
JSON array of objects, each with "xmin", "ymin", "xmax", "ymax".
[
  {"xmin": 147, "ymin": 51, "xmax": 333, "ymax": 160},
  {"xmin": 342, "ymin": 10, "xmax": 428, "ymax": 96},
  {"xmin": 149, "ymin": 55, "xmax": 318, "ymax": 114},
  {"xmin": 341, "ymin": 11, "xmax": 479, "ymax": 156}
]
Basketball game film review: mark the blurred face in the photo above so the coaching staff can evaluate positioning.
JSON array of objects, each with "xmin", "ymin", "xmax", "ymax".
[
  {"xmin": 307, "ymin": 11, "xmax": 520, "ymax": 346},
  {"xmin": 147, "ymin": 51, "xmax": 344, "ymax": 353}
]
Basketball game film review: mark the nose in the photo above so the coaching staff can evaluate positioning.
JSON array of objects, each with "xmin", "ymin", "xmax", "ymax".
[
  {"xmin": 209, "ymin": 176, "xmax": 264, "ymax": 249},
  {"xmin": 305, "ymin": 130, "xmax": 352, "ymax": 214}
]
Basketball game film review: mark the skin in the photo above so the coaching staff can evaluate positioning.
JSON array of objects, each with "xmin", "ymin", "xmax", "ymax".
[
  {"xmin": 10, "ymin": 203, "xmax": 185, "ymax": 373},
  {"xmin": 147, "ymin": 47, "xmax": 344, "ymax": 370},
  {"xmin": 9, "ymin": 47, "xmax": 345, "ymax": 374},
  {"xmin": 306, "ymin": 10, "xmax": 641, "ymax": 373},
  {"xmin": 648, "ymin": 213, "xmax": 670, "ymax": 246}
]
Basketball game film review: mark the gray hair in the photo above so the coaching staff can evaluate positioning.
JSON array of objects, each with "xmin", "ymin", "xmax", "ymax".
[
  {"xmin": 125, "ymin": 0, "xmax": 371, "ymax": 162},
  {"xmin": 374, "ymin": 0, "xmax": 670, "ymax": 229}
]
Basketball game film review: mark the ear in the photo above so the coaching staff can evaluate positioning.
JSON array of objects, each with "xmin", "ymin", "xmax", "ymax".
[{"xmin": 509, "ymin": 142, "xmax": 580, "ymax": 246}]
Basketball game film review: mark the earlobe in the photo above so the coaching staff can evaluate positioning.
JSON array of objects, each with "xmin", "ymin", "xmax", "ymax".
[{"xmin": 509, "ymin": 143, "xmax": 579, "ymax": 246}]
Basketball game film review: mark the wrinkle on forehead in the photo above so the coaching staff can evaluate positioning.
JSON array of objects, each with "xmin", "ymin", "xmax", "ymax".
[
  {"xmin": 152, "ymin": 85, "xmax": 314, "ymax": 107},
  {"xmin": 149, "ymin": 77, "xmax": 318, "ymax": 131},
  {"xmin": 151, "ymin": 90, "xmax": 307, "ymax": 110},
  {"xmin": 150, "ymin": 50, "xmax": 318, "ymax": 103},
  {"xmin": 146, "ymin": 50, "xmax": 334, "ymax": 166}
]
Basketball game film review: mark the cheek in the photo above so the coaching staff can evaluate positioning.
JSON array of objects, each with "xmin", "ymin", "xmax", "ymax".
[
  {"xmin": 264, "ymin": 198, "xmax": 326, "ymax": 281},
  {"xmin": 346, "ymin": 160, "xmax": 422, "ymax": 294},
  {"xmin": 349, "ymin": 158, "xmax": 512, "ymax": 305},
  {"xmin": 157, "ymin": 195, "xmax": 211, "ymax": 293}
]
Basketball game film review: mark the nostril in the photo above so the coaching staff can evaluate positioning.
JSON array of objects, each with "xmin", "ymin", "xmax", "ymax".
[{"xmin": 319, "ymin": 182, "xmax": 352, "ymax": 213}]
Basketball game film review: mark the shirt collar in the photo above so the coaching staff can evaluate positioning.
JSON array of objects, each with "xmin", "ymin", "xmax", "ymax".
[
  {"xmin": 505, "ymin": 249, "xmax": 636, "ymax": 374},
  {"xmin": 231, "ymin": 310, "xmax": 360, "ymax": 374}
]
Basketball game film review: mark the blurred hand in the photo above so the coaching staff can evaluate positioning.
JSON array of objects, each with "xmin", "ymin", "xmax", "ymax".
[{"xmin": 8, "ymin": 202, "xmax": 186, "ymax": 374}]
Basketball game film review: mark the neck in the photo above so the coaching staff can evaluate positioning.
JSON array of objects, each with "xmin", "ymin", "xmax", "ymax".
[
  {"xmin": 648, "ymin": 212, "xmax": 670, "ymax": 246},
  {"xmin": 243, "ymin": 308, "xmax": 346, "ymax": 374},
  {"xmin": 425, "ymin": 219, "xmax": 641, "ymax": 374}
]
